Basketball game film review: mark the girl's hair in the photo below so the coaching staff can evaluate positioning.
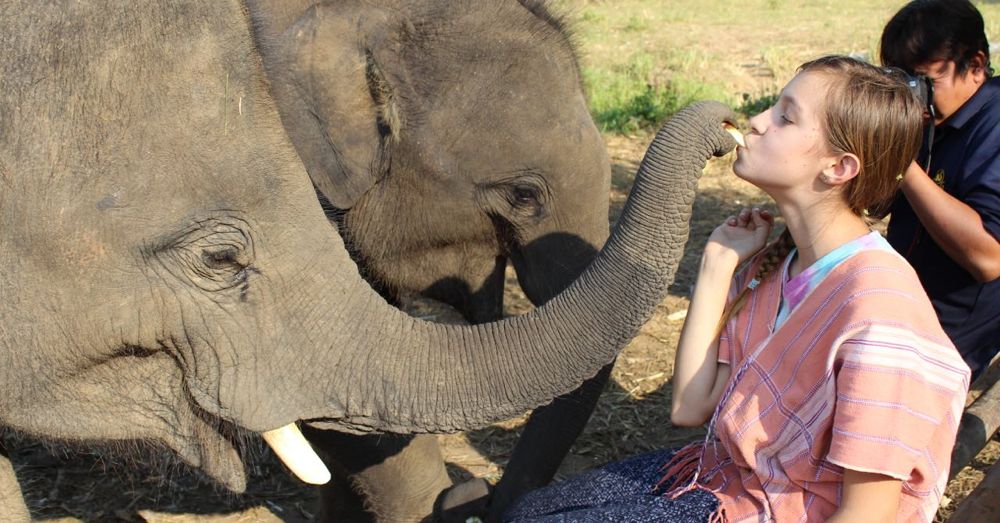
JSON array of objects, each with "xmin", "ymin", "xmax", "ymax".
[
  {"xmin": 715, "ymin": 55, "xmax": 924, "ymax": 337},
  {"xmin": 714, "ymin": 228, "xmax": 794, "ymax": 339},
  {"xmin": 803, "ymin": 55, "xmax": 924, "ymax": 217}
]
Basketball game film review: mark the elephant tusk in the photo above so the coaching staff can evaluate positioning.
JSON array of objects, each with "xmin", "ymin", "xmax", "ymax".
[
  {"xmin": 723, "ymin": 123, "xmax": 746, "ymax": 147},
  {"xmin": 261, "ymin": 423, "xmax": 331, "ymax": 485}
]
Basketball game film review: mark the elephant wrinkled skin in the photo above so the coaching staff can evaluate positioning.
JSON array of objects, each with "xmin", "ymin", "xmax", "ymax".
[{"xmin": 0, "ymin": 0, "xmax": 734, "ymax": 518}]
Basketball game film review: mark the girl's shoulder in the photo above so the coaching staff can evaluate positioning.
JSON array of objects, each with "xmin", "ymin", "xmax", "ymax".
[
  {"xmin": 820, "ymin": 247, "xmax": 949, "ymax": 339},
  {"xmin": 831, "ymin": 246, "xmax": 921, "ymax": 292}
]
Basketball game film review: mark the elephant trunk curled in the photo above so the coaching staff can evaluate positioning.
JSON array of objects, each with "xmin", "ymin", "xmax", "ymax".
[{"xmin": 300, "ymin": 101, "xmax": 739, "ymax": 434}]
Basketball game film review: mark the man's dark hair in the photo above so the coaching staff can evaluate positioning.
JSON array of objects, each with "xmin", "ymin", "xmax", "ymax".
[{"xmin": 880, "ymin": 0, "xmax": 991, "ymax": 77}]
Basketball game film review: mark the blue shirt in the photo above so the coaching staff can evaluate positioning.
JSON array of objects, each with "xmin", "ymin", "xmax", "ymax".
[{"xmin": 886, "ymin": 76, "xmax": 1000, "ymax": 378}]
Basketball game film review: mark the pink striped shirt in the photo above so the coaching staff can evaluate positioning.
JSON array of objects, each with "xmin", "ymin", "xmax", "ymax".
[{"xmin": 664, "ymin": 247, "xmax": 969, "ymax": 522}]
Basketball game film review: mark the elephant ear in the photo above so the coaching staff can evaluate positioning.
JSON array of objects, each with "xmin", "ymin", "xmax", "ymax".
[{"xmin": 264, "ymin": 4, "xmax": 404, "ymax": 210}]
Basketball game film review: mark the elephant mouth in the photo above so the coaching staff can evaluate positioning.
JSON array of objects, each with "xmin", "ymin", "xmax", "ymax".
[
  {"xmin": 177, "ymin": 408, "xmax": 250, "ymax": 493},
  {"xmin": 152, "ymin": 350, "xmax": 333, "ymax": 489},
  {"xmin": 171, "ymin": 391, "xmax": 331, "ymax": 491}
]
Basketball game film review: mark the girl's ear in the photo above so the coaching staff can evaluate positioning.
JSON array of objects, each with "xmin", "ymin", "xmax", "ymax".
[{"xmin": 820, "ymin": 153, "xmax": 861, "ymax": 185}]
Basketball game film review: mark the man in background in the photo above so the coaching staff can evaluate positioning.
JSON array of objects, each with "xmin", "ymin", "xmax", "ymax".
[{"xmin": 880, "ymin": 0, "xmax": 1000, "ymax": 380}]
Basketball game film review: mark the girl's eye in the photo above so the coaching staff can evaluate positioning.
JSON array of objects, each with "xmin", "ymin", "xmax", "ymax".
[{"xmin": 780, "ymin": 114, "xmax": 793, "ymax": 125}]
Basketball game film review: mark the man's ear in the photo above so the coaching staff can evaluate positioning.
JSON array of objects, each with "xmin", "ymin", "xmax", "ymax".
[
  {"xmin": 821, "ymin": 153, "xmax": 861, "ymax": 185},
  {"xmin": 968, "ymin": 51, "xmax": 989, "ymax": 84}
]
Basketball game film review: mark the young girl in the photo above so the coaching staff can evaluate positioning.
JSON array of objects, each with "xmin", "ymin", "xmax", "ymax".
[{"xmin": 503, "ymin": 56, "xmax": 970, "ymax": 522}]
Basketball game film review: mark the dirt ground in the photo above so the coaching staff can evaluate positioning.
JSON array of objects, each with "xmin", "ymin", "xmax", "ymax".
[{"xmin": 6, "ymin": 134, "xmax": 997, "ymax": 522}]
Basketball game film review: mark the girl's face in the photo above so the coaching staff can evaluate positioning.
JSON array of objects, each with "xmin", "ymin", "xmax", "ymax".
[{"xmin": 733, "ymin": 71, "xmax": 836, "ymax": 197}]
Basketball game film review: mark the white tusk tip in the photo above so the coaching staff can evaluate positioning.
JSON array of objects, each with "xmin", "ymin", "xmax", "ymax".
[
  {"xmin": 723, "ymin": 123, "xmax": 746, "ymax": 148},
  {"xmin": 262, "ymin": 423, "xmax": 331, "ymax": 485}
]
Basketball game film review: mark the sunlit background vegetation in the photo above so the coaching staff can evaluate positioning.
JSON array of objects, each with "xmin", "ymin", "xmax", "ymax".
[{"xmin": 555, "ymin": 0, "xmax": 1000, "ymax": 133}]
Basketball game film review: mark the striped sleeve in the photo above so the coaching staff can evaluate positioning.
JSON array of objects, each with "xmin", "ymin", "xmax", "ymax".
[{"xmin": 827, "ymin": 324, "xmax": 968, "ymax": 480}]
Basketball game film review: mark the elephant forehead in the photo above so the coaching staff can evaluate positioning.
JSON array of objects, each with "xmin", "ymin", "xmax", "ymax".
[
  {"xmin": 414, "ymin": 92, "xmax": 604, "ymax": 185},
  {"xmin": 4, "ymin": 2, "xmax": 305, "ymax": 170},
  {"xmin": 2, "ymin": 1, "xmax": 318, "ymax": 273},
  {"xmin": 427, "ymin": 50, "xmax": 580, "ymax": 120}
]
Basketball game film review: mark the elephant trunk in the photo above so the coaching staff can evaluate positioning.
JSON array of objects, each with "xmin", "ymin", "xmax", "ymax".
[{"xmin": 294, "ymin": 101, "xmax": 737, "ymax": 433}]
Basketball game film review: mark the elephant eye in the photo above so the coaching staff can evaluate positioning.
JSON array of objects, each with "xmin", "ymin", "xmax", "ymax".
[
  {"xmin": 202, "ymin": 246, "xmax": 245, "ymax": 271},
  {"xmin": 475, "ymin": 173, "xmax": 549, "ymax": 223},
  {"xmin": 152, "ymin": 218, "xmax": 257, "ymax": 294},
  {"xmin": 190, "ymin": 240, "xmax": 253, "ymax": 290},
  {"xmin": 197, "ymin": 245, "xmax": 252, "ymax": 287},
  {"xmin": 511, "ymin": 185, "xmax": 540, "ymax": 206}
]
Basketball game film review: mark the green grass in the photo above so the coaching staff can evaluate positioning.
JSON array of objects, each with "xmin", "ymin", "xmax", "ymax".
[
  {"xmin": 583, "ymin": 54, "xmax": 727, "ymax": 133},
  {"xmin": 557, "ymin": 0, "xmax": 1000, "ymax": 134},
  {"xmin": 622, "ymin": 15, "xmax": 650, "ymax": 32}
]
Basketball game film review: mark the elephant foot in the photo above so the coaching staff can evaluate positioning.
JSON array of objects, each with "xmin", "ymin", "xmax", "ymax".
[{"xmin": 434, "ymin": 477, "xmax": 493, "ymax": 523}]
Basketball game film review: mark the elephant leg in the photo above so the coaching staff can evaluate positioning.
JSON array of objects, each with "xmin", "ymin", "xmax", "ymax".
[
  {"xmin": 436, "ymin": 363, "xmax": 614, "ymax": 522},
  {"xmin": 0, "ymin": 440, "xmax": 30, "ymax": 522},
  {"xmin": 489, "ymin": 362, "xmax": 614, "ymax": 520},
  {"xmin": 304, "ymin": 428, "xmax": 452, "ymax": 523}
]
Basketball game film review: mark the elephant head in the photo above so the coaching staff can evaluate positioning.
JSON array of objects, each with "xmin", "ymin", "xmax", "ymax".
[
  {"xmin": 0, "ymin": 0, "xmax": 735, "ymax": 512},
  {"xmin": 246, "ymin": 3, "xmax": 614, "ymax": 519},
  {"xmin": 247, "ymin": 0, "xmax": 611, "ymax": 322},
  {"xmin": 0, "ymin": 0, "xmax": 351, "ymax": 491}
]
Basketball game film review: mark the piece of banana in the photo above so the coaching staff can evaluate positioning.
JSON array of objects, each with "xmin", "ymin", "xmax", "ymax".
[{"xmin": 723, "ymin": 123, "xmax": 746, "ymax": 147}]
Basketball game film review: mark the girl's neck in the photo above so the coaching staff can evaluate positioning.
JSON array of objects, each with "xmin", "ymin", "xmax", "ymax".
[{"xmin": 778, "ymin": 202, "xmax": 870, "ymax": 278}]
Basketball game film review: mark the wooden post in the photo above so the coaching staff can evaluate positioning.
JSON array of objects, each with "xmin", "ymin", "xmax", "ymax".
[
  {"xmin": 950, "ymin": 375, "xmax": 1000, "ymax": 480},
  {"xmin": 948, "ymin": 460, "xmax": 1000, "ymax": 522}
]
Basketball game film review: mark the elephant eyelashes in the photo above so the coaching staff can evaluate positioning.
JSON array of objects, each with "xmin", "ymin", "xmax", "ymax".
[
  {"xmin": 153, "ymin": 219, "xmax": 257, "ymax": 294},
  {"xmin": 476, "ymin": 176, "xmax": 550, "ymax": 228},
  {"xmin": 202, "ymin": 247, "xmax": 243, "ymax": 271},
  {"xmin": 192, "ymin": 244, "xmax": 253, "ymax": 290},
  {"xmin": 507, "ymin": 183, "xmax": 549, "ymax": 222},
  {"xmin": 512, "ymin": 186, "xmax": 540, "ymax": 206}
]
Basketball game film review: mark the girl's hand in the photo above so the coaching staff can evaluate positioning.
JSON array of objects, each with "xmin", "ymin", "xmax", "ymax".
[{"xmin": 704, "ymin": 207, "xmax": 774, "ymax": 267}]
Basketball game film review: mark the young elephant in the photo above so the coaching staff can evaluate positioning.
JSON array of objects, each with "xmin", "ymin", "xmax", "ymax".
[
  {"xmin": 246, "ymin": 0, "xmax": 615, "ymax": 519},
  {"xmin": 0, "ymin": 0, "xmax": 734, "ymax": 518}
]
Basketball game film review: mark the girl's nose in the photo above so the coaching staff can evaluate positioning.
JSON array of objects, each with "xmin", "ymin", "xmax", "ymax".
[{"xmin": 748, "ymin": 108, "xmax": 769, "ymax": 136}]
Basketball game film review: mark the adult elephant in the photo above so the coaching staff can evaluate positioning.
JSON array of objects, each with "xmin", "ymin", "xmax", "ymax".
[
  {"xmin": 245, "ymin": 1, "xmax": 616, "ymax": 520},
  {"xmin": 0, "ymin": 0, "xmax": 736, "ymax": 519}
]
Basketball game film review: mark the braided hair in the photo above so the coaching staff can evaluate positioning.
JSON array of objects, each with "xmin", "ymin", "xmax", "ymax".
[{"xmin": 714, "ymin": 229, "xmax": 794, "ymax": 339}]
